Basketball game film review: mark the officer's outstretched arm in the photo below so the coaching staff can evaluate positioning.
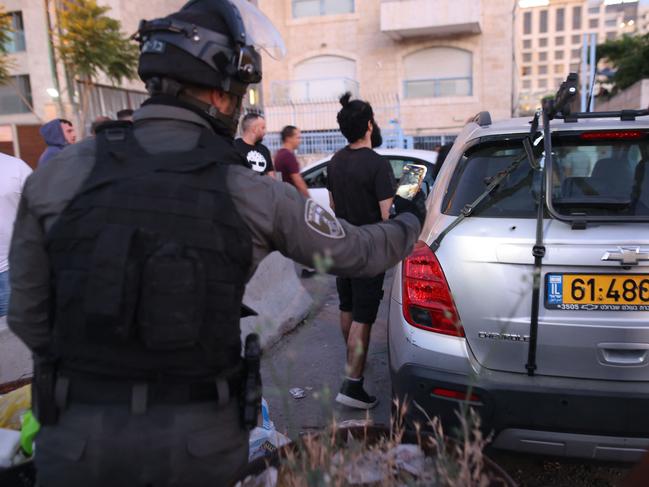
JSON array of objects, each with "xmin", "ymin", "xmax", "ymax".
[{"xmin": 229, "ymin": 169, "xmax": 421, "ymax": 279}]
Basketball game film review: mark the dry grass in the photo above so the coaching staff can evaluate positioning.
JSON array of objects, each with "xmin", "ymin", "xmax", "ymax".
[{"xmin": 239, "ymin": 399, "xmax": 501, "ymax": 487}]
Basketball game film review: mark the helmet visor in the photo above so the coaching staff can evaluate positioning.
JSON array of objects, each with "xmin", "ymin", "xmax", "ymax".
[{"xmin": 230, "ymin": 0, "xmax": 286, "ymax": 60}]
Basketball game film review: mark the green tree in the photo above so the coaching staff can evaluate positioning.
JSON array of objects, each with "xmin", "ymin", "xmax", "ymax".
[
  {"xmin": 56, "ymin": 0, "xmax": 139, "ymax": 127},
  {"xmin": 597, "ymin": 34, "xmax": 649, "ymax": 94},
  {"xmin": 0, "ymin": 8, "xmax": 13, "ymax": 83}
]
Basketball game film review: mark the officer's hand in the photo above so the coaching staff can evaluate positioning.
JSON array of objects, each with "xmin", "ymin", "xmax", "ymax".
[{"xmin": 394, "ymin": 192, "xmax": 427, "ymax": 228}]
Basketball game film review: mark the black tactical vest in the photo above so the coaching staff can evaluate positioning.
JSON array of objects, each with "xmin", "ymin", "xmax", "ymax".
[{"xmin": 45, "ymin": 122, "xmax": 253, "ymax": 380}]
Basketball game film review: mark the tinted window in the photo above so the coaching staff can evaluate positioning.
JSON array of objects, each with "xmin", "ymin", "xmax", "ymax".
[
  {"xmin": 550, "ymin": 132, "xmax": 649, "ymax": 218},
  {"xmin": 442, "ymin": 140, "xmax": 535, "ymax": 218},
  {"xmin": 442, "ymin": 132, "xmax": 649, "ymax": 219}
]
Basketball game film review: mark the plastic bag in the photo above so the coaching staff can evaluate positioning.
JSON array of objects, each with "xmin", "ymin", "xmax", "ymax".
[
  {"xmin": 0, "ymin": 385, "xmax": 31, "ymax": 431},
  {"xmin": 248, "ymin": 398, "xmax": 290, "ymax": 461}
]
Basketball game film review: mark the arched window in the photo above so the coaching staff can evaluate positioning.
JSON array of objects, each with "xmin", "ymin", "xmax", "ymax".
[
  {"xmin": 291, "ymin": 56, "xmax": 357, "ymax": 102},
  {"xmin": 403, "ymin": 47, "xmax": 473, "ymax": 98}
]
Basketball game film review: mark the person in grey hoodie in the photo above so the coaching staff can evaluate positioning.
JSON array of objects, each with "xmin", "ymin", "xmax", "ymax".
[{"xmin": 37, "ymin": 118, "xmax": 77, "ymax": 168}]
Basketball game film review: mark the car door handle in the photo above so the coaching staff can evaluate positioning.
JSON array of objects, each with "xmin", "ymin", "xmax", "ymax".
[{"xmin": 598, "ymin": 343, "xmax": 649, "ymax": 366}]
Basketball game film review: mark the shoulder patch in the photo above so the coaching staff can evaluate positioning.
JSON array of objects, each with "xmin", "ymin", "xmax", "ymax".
[{"xmin": 304, "ymin": 199, "xmax": 346, "ymax": 239}]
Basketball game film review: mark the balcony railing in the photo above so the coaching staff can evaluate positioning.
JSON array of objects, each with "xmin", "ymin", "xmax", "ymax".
[
  {"xmin": 380, "ymin": 0, "xmax": 481, "ymax": 40},
  {"xmin": 270, "ymin": 77, "xmax": 359, "ymax": 105},
  {"xmin": 404, "ymin": 77, "xmax": 473, "ymax": 98}
]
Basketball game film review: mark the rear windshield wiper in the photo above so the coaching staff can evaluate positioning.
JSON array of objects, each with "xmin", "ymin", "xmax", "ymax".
[{"xmin": 430, "ymin": 133, "xmax": 539, "ymax": 252}]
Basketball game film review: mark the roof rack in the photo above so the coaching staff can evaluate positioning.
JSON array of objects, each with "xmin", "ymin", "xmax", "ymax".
[
  {"xmin": 557, "ymin": 108, "xmax": 649, "ymax": 123},
  {"xmin": 471, "ymin": 111, "xmax": 492, "ymax": 127}
]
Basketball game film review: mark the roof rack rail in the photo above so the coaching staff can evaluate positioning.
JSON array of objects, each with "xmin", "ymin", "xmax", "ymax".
[
  {"xmin": 557, "ymin": 108, "xmax": 649, "ymax": 123},
  {"xmin": 471, "ymin": 111, "xmax": 492, "ymax": 127}
]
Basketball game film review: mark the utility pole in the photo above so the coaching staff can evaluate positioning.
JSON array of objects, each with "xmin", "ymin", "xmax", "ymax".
[{"xmin": 44, "ymin": 0, "xmax": 65, "ymax": 117}]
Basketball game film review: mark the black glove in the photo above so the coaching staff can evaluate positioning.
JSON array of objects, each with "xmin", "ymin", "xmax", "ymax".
[{"xmin": 394, "ymin": 192, "xmax": 427, "ymax": 227}]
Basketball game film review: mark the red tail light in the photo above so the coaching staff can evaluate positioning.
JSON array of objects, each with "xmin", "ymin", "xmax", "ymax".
[{"xmin": 402, "ymin": 242, "xmax": 464, "ymax": 337}]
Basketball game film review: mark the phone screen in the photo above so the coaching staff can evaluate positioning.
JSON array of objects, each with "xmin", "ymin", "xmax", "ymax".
[{"xmin": 396, "ymin": 164, "xmax": 427, "ymax": 200}]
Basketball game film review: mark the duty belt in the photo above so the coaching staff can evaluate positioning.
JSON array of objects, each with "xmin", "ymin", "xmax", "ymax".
[{"xmin": 55, "ymin": 372, "xmax": 241, "ymax": 414}]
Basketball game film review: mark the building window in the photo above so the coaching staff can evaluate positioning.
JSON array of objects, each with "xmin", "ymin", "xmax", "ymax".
[
  {"xmin": 572, "ymin": 34, "xmax": 582, "ymax": 44},
  {"xmin": 539, "ymin": 52, "xmax": 548, "ymax": 61},
  {"xmin": 605, "ymin": 18, "xmax": 617, "ymax": 27},
  {"xmin": 555, "ymin": 64, "xmax": 564, "ymax": 74},
  {"xmin": 570, "ymin": 63, "xmax": 580, "ymax": 72},
  {"xmin": 522, "ymin": 66, "xmax": 532, "ymax": 76},
  {"xmin": 556, "ymin": 8, "xmax": 565, "ymax": 31},
  {"xmin": 555, "ymin": 50, "xmax": 564, "ymax": 60},
  {"xmin": 538, "ymin": 65, "xmax": 548, "ymax": 75},
  {"xmin": 0, "ymin": 75, "xmax": 32, "ymax": 114},
  {"xmin": 572, "ymin": 6, "xmax": 582, "ymax": 29},
  {"xmin": 279, "ymin": 55, "xmax": 357, "ymax": 103},
  {"xmin": 588, "ymin": 7, "xmax": 600, "ymax": 15},
  {"xmin": 523, "ymin": 53, "xmax": 532, "ymax": 63},
  {"xmin": 4, "ymin": 12, "xmax": 25, "ymax": 53},
  {"xmin": 556, "ymin": 36, "xmax": 564, "ymax": 46},
  {"xmin": 589, "ymin": 18, "xmax": 599, "ymax": 29},
  {"xmin": 539, "ymin": 10, "xmax": 548, "ymax": 33},
  {"xmin": 538, "ymin": 79, "xmax": 548, "ymax": 89},
  {"xmin": 522, "ymin": 80, "xmax": 532, "ymax": 89},
  {"xmin": 606, "ymin": 31, "xmax": 616, "ymax": 40},
  {"xmin": 292, "ymin": 0, "xmax": 354, "ymax": 18},
  {"xmin": 554, "ymin": 78, "xmax": 564, "ymax": 88},
  {"xmin": 523, "ymin": 11, "xmax": 532, "ymax": 35},
  {"xmin": 403, "ymin": 47, "xmax": 473, "ymax": 98},
  {"xmin": 539, "ymin": 38, "xmax": 548, "ymax": 47},
  {"xmin": 571, "ymin": 48, "xmax": 582, "ymax": 59},
  {"xmin": 523, "ymin": 39, "xmax": 532, "ymax": 49}
]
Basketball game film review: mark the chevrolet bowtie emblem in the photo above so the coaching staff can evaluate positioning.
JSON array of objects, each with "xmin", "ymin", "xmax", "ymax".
[{"xmin": 601, "ymin": 247, "xmax": 649, "ymax": 266}]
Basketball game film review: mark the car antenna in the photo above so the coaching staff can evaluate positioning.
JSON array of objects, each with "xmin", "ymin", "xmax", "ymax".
[{"xmin": 525, "ymin": 73, "xmax": 578, "ymax": 377}]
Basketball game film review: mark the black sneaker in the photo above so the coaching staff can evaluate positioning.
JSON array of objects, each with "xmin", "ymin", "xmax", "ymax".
[{"xmin": 335, "ymin": 378, "xmax": 378, "ymax": 410}]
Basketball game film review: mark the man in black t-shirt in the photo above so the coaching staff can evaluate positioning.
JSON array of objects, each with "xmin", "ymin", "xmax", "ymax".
[
  {"xmin": 234, "ymin": 113, "xmax": 275, "ymax": 177},
  {"xmin": 327, "ymin": 93, "xmax": 395, "ymax": 410}
]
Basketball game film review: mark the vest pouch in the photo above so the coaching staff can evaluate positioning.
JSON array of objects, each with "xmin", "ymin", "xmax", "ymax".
[
  {"xmin": 84, "ymin": 225, "xmax": 138, "ymax": 341},
  {"xmin": 138, "ymin": 242, "xmax": 206, "ymax": 350}
]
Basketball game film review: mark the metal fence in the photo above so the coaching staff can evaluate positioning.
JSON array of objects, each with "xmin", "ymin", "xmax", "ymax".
[
  {"xmin": 245, "ymin": 91, "xmax": 459, "ymax": 157},
  {"xmin": 413, "ymin": 134, "xmax": 457, "ymax": 150}
]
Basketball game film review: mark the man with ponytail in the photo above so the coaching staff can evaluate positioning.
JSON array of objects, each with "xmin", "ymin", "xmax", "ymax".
[{"xmin": 328, "ymin": 92, "xmax": 395, "ymax": 409}]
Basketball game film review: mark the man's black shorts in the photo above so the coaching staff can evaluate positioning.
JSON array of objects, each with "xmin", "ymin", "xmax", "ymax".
[{"xmin": 336, "ymin": 274, "xmax": 386, "ymax": 325}]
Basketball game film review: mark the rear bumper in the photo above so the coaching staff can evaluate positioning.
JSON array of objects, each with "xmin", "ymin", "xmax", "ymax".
[{"xmin": 391, "ymin": 362, "xmax": 649, "ymax": 461}]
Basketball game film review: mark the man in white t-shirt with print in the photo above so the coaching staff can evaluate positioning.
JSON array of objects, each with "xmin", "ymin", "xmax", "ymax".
[{"xmin": 0, "ymin": 153, "xmax": 32, "ymax": 318}]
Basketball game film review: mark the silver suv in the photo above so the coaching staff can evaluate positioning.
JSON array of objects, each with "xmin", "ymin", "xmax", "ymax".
[{"xmin": 388, "ymin": 107, "xmax": 649, "ymax": 462}]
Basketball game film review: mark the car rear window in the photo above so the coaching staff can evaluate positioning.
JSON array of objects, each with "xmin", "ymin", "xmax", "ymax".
[
  {"xmin": 443, "ymin": 130, "xmax": 649, "ymax": 219},
  {"xmin": 442, "ymin": 139, "xmax": 536, "ymax": 218},
  {"xmin": 550, "ymin": 131, "xmax": 649, "ymax": 218}
]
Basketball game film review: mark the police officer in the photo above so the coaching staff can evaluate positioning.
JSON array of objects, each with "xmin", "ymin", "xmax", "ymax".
[{"xmin": 7, "ymin": 1, "xmax": 425, "ymax": 485}]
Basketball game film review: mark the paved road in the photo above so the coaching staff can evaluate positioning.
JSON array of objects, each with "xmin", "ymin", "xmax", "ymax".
[
  {"xmin": 261, "ymin": 270, "xmax": 631, "ymax": 486},
  {"xmin": 261, "ymin": 270, "xmax": 393, "ymax": 438}
]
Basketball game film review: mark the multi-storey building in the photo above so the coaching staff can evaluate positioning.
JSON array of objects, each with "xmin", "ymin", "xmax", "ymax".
[
  {"xmin": 515, "ymin": 0, "xmax": 640, "ymax": 114},
  {"xmin": 640, "ymin": 4, "xmax": 649, "ymax": 34},
  {"xmin": 0, "ymin": 0, "xmax": 183, "ymax": 165},
  {"xmin": 258, "ymin": 0, "xmax": 515, "ymax": 152}
]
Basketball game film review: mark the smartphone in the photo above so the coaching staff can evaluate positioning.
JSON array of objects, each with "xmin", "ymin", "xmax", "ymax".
[{"xmin": 396, "ymin": 163, "xmax": 427, "ymax": 200}]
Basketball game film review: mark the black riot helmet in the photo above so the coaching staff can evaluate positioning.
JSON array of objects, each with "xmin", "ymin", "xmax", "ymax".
[{"xmin": 136, "ymin": 0, "xmax": 285, "ymax": 134}]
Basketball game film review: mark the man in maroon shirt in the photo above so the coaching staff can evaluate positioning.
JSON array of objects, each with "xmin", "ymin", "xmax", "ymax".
[{"xmin": 274, "ymin": 125, "xmax": 310, "ymax": 198}]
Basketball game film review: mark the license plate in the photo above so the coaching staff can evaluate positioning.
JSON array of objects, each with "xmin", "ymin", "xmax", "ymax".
[{"xmin": 545, "ymin": 274, "xmax": 649, "ymax": 311}]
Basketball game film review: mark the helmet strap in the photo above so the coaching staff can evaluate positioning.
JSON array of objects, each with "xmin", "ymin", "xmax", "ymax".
[{"xmin": 146, "ymin": 77, "xmax": 241, "ymax": 137}]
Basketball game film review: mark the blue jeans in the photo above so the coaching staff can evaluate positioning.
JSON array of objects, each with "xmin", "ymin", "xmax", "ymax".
[{"xmin": 0, "ymin": 271, "xmax": 9, "ymax": 317}]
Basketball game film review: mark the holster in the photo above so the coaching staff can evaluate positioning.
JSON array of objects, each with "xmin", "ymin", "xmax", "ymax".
[
  {"xmin": 240, "ymin": 333, "xmax": 262, "ymax": 430},
  {"xmin": 32, "ymin": 357, "xmax": 59, "ymax": 426}
]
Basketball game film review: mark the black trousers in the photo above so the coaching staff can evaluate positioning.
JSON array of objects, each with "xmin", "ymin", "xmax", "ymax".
[{"xmin": 35, "ymin": 400, "xmax": 248, "ymax": 487}]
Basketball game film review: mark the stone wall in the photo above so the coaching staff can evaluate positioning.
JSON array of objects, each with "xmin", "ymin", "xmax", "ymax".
[{"xmin": 596, "ymin": 79, "xmax": 649, "ymax": 112}]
